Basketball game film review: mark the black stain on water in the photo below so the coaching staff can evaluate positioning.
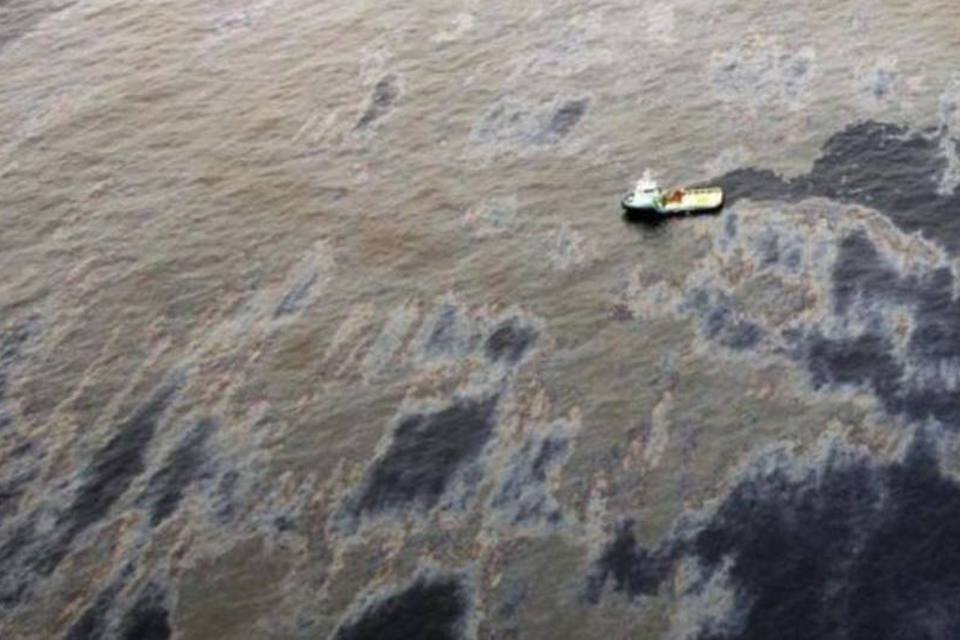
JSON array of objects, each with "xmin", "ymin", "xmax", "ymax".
[
  {"xmin": 0, "ymin": 520, "xmax": 35, "ymax": 606},
  {"xmin": 684, "ymin": 290, "xmax": 763, "ymax": 351},
  {"xmin": 335, "ymin": 576, "xmax": 467, "ymax": 640},
  {"xmin": 354, "ymin": 395, "xmax": 498, "ymax": 516},
  {"xmin": 584, "ymin": 520, "xmax": 677, "ymax": 603},
  {"xmin": 484, "ymin": 319, "xmax": 537, "ymax": 366},
  {"xmin": 872, "ymin": 68, "xmax": 897, "ymax": 100},
  {"xmin": 65, "ymin": 594, "xmax": 112, "ymax": 640},
  {"xmin": 274, "ymin": 270, "xmax": 319, "ymax": 318},
  {"xmin": 587, "ymin": 436, "xmax": 960, "ymax": 640},
  {"xmin": 539, "ymin": 98, "xmax": 588, "ymax": 142},
  {"xmin": 690, "ymin": 459, "xmax": 881, "ymax": 639},
  {"xmin": 807, "ymin": 331, "xmax": 903, "ymax": 404},
  {"xmin": 212, "ymin": 468, "xmax": 240, "ymax": 523},
  {"xmin": 694, "ymin": 439, "xmax": 960, "ymax": 640},
  {"xmin": 140, "ymin": 418, "xmax": 217, "ymax": 526},
  {"xmin": 716, "ymin": 121, "xmax": 960, "ymax": 253},
  {"xmin": 693, "ymin": 213, "xmax": 960, "ymax": 428},
  {"xmin": 9, "ymin": 440, "xmax": 32, "ymax": 458},
  {"xmin": 0, "ymin": 467, "xmax": 37, "ymax": 524},
  {"xmin": 64, "ymin": 564, "xmax": 134, "ymax": 640},
  {"xmin": 425, "ymin": 306, "xmax": 459, "ymax": 354},
  {"xmin": 0, "ymin": 324, "xmax": 30, "ymax": 435},
  {"xmin": 705, "ymin": 307, "xmax": 762, "ymax": 351},
  {"xmin": 65, "ymin": 590, "xmax": 115, "ymax": 640},
  {"xmin": 273, "ymin": 514, "xmax": 295, "ymax": 533},
  {"xmin": 491, "ymin": 435, "xmax": 568, "ymax": 525},
  {"xmin": 724, "ymin": 212, "xmax": 738, "ymax": 238},
  {"xmin": 473, "ymin": 97, "xmax": 588, "ymax": 146},
  {"xmin": 831, "ymin": 230, "xmax": 905, "ymax": 315},
  {"xmin": 0, "ymin": 325, "xmax": 29, "ymax": 401},
  {"xmin": 120, "ymin": 583, "xmax": 172, "ymax": 640},
  {"xmin": 498, "ymin": 578, "xmax": 528, "ymax": 619},
  {"xmin": 33, "ymin": 378, "xmax": 181, "ymax": 576},
  {"xmin": 757, "ymin": 233, "xmax": 780, "ymax": 267},
  {"xmin": 716, "ymin": 167, "xmax": 796, "ymax": 204},
  {"xmin": 722, "ymin": 320, "xmax": 762, "ymax": 350},
  {"xmin": 356, "ymin": 74, "xmax": 400, "ymax": 130},
  {"xmin": 608, "ymin": 302, "xmax": 634, "ymax": 322},
  {"xmin": 800, "ymin": 230, "xmax": 960, "ymax": 427},
  {"xmin": 531, "ymin": 436, "xmax": 566, "ymax": 480}
]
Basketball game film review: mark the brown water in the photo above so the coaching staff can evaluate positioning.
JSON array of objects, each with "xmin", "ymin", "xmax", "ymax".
[{"xmin": 4, "ymin": 1, "xmax": 960, "ymax": 638}]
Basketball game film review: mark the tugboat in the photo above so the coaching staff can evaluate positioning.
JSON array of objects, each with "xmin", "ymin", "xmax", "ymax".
[{"xmin": 621, "ymin": 176, "xmax": 724, "ymax": 216}]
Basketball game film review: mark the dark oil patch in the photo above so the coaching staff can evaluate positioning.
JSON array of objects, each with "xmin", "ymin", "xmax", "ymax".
[
  {"xmin": 120, "ymin": 584, "xmax": 172, "ymax": 640},
  {"xmin": 273, "ymin": 514, "xmax": 295, "ymax": 532},
  {"xmin": 0, "ymin": 467, "xmax": 37, "ymax": 524},
  {"xmin": 425, "ymin": 306, "xmax": 459, "ymax": 354},
  {"xmin": 872, "ymin": 68, "xmax": 897, "ymax": 100},
  {"xmin": 64, "ymin": 582, "xmax": 123, "ymax": 640},
  {"xmin": 584, "ymin": 520, "xmax": 677, "ymax": 603},
  {"xmin": 716, "ymin": 122, "xmax": 960, "ymax": 253},
  {"xmin": 34, "ymin": 378, "xmax": 181, "ymax": 576},
  {"xmin": 355, "ymin": 74, "xmax": 400, "ymax": 130},
  {"xmin": 704, "ymin": 307, "xmax": 762, "ymax": 351},
  {"xmin": 807, "ymin": 331, "xmax": 904, "ymax": 403},
  {"xmin": 274, "ymin": 270, "xmax": 319, "ymax": 318},
  {"xmin": 588, "ymin": 437, "xmax": 960, "ymax": 640},
  {"xmin": 63, "ymin": 564, "xmax": 134, "ymax": 640},
  {"xmin": 473, "ymin": 97, "xmax": 588, "ymax": 147},
  {"xmin": 9, "ymin": 440, "xmax": 32, "ymax": 458},
  {"xmin": 212, "ymin": 469, "xmax": 240, "ymax": 523},
  {"xmin": 0, "ymin": 324, "xmax": 31, "ymax": 424},
  {"xmin": 497, "ymin": 577, "xmax": 528, "ymax": 619},
  {"xmin": 608, "ymin": 303, "xmax": 634, "ymax": 322},
  {"xmin": 491, "ymin": 435, "xmax": 569, "ymax": 525},
  {"xmin": 683, "ymin": 290, "xmax": 763, "ymax": 352},
  {"xmin": 334, "ymin": 576, "xmax": 467, "ymax": 640},
  {"xmin": 141, "ymin": 418, "xmax": 217, "ymax": 526},
  {"xmin": 830, "ymin": 231, "xmax": 906, "ymax": 315},
  {"xmin": 0, "ymin": 519, "xmax": 32, "ymax": 568},
  {"xmin": 65, "ymin": 598, "xmax": 112, "ymax": 640},
  {"xmin": 723, "ymin": 212, "xmax": 738, "ymax": 238},
  {"xmin": 354, "ymin": 395, "xmax": 498, "ymax": 517},
  {"xmin": 484, "ymin": 319, "xmax": 537, "ymax": 366},
  {"xmin": 0, "ymin": 520, "xmax": 35, "ymax": 606},
  {"xmin": 690, "ymin": 439, "xmax": 960, "ymax": 640},
  {"xmin": 539, "ymin": 98, "xmax": 588, "ymax": 142},
  {"xmin": 716, "ymin": 167, "xmax": 796, "ymax": 205},
  {"xmin": 804, "ymin": 230, "xmax": 960, "ymax": 426},
  {"xmin": 530, "ymin": 436, "xmax": 566, "ymax": 481},
  {"xmin": 0, "ymin": 325, "xmax": 29, "ymax": 399},
  {"xmin": 756, "ymin": 233, "xmax": 780, "ymax": 267}
]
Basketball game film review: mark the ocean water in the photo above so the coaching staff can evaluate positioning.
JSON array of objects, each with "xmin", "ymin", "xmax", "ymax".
[{"xmin": 3, "ymin": 0, "xmax": 960, "ymax": 638}]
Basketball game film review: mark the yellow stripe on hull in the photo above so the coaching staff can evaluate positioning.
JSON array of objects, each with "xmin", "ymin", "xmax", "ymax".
[{"xmin": 660, "ymin": 187, "xmax": 724, "ymax": 213}]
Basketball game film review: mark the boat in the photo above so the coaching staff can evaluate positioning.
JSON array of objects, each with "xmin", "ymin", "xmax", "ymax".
[{"xmin": 621, "ymin": 177, "xmax": 724, "ymax": 216}]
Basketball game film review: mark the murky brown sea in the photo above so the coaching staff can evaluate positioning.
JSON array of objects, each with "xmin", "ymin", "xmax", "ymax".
[{"xmin": 4, "ymin": 1, "xmax": 960, "ymax": 638}]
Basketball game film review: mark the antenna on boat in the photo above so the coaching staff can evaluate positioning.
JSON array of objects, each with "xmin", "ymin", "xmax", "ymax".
[{"xmin": 635, "ymin": 168, "xmax": 659, "ymax": 192}]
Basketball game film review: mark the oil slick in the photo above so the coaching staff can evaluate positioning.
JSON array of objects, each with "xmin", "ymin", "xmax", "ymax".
[
  {"xmin": 355, "ymin": 74, "xmax": 401, "ymax": 131},
  {"xmin": 7, "ymin": 88, "xmax": 960, "ymax": 638},
  {"xmin": 717, "ymin": 121, "xmax": 960, "ymax": 254},
  {"xmin": 334, "ymin": 574, "xmax": 471, "ymax": 640},
  {"xmin": 585, "ymin": 434, "xmax": 960, "ymax": 640},
  {"xmin": 470, "ymin": 97, "xmax": 589, "ymax": 151},
  {"xmin": 347, "ymin": 394, "xmax": 500, "ymax": 521}
]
